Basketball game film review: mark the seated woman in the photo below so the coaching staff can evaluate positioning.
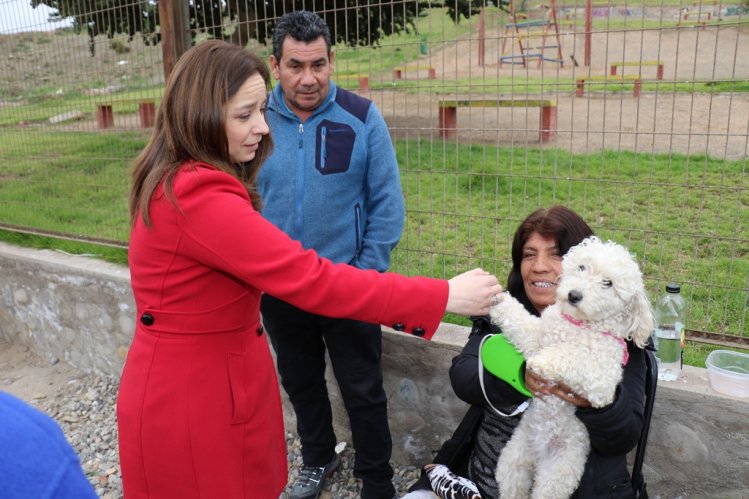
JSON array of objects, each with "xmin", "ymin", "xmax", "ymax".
[{"xmin": 404, "ymin": 205, "xmax": 648, "ymax": 499}]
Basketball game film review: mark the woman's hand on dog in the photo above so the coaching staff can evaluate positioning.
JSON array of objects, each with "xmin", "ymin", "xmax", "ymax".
[{"xmin": 525, "ymin": 370, "xmax": 592, "ymax": 409}]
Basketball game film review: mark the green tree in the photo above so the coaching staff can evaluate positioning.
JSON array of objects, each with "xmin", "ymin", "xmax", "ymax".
[
  {"xmin": 30, "ymin": 0, "xmax": 452, "ymax": 55},
  {"xmin": 446, "ymin": 0, "xmax": 510, "ymax": 21},
  {"xmin": 31, "ymin": 0, "xmax": 159, "ymax": 55}
]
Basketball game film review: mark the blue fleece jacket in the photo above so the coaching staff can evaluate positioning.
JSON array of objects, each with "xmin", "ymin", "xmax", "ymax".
[
  {"xmin": 257, "ymin": 81, "xmax": 404, "ymax": 271},
  {"xmin": 0, "ymin": 391, "xmax": 98, "ymax": 499}
]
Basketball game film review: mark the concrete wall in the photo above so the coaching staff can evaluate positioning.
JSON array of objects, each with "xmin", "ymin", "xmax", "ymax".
[{"xmin": 1, "ymin": 242, "xmax": 747, "ymax": 497}]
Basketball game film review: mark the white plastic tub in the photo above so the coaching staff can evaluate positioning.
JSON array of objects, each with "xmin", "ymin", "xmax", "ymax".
[{"xmin": 705, "ymin": 350, "xmax": 749, "ymax": 398}]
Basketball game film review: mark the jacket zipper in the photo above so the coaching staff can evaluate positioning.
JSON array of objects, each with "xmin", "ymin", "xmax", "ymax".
[
  {"xmin": 354, "ymin": 203, "xmax": 362, "ymax": 260},
  {"xmin": 294, "ymin": 123, "xmax": 305, "ymax": 238},
  {"xmin": 320, "ymin": 126, "xmax": 326, "ymax": 169}
]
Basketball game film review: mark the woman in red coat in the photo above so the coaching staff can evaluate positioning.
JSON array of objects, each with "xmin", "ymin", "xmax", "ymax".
[{"xmin": 119, "ymin": 40, "xmax": 501, "ymax": 499}]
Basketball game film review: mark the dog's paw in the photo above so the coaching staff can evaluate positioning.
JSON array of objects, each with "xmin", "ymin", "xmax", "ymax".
[
  {"xmin": 489, "ymin": 292, "xmax": 512, "ymax": 323},
  {"xmin": 526, "ymin": 342, "xmax": 580, "ymax": 377}
]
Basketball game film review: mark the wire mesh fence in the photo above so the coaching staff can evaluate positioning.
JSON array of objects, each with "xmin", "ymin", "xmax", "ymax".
[{"xmin": 0, "ymin": 0, "xmax": 747, "ymax": 341}]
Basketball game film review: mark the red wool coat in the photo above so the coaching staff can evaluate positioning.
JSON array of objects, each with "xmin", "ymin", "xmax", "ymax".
[{"xmin": 118, "ymin": 161, "xmax": 448, "ymax": 498}]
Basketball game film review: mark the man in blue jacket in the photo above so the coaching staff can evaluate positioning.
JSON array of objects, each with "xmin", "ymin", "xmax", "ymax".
[
  {"xmin": 0, "ymin": 391, "xmax": 98, "ymax": 498},
  {"xmin": 257, "ymin": 10, "xmax": 404, "ymax": 499}
]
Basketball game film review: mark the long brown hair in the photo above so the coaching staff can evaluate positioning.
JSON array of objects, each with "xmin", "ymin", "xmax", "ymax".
[
  {"xmin": 507, "ymin": 205, "xmax": 594, "ymax": 315},
  {"xmin": 129, "ymin": 40, "xmax": 273, "ymax": 226}
]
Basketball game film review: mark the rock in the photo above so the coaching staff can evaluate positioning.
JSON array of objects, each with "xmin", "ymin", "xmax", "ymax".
[{"xmin": 47, "ymin": 111, "xmax": 85, "ymax": 124}]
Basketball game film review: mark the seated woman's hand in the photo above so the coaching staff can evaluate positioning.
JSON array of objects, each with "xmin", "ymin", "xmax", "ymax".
[{"xmin": 525, "ymin": 370, "xmax": 592, "ymax": 409}]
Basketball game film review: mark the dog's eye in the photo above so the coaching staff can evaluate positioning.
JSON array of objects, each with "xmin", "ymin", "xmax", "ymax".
[
  {"xmin": 602, "ymin": 279, "xmax": 613, "ymax": 288},
  {"xmin": 578, "ymin": 265, "xmax": 586, "ymax": 272}
]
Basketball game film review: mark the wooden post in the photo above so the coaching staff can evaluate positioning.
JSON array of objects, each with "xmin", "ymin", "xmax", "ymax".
[
  {"xmin": 438, "ymin": 106, "xmax": 457, "ymax": 139},
  {"xmin": 575, "ymin": 80, "xmax": 585, "ymax": 97},
  {"xmin": 539, "ymin": 105, "xmax": 557, "ymax": 142},
  {"xmin": 358, "ymin": 76, "xmax": 369, "ymax": 92},
  {"xmin": 139, "ymin": 100, "xmax": 156, "ymax": 128},
  {"xmin": 159, "ymin": 0, "xmax": 192, "ymax": 82},
  {"xmin": 96, "ymin": 105, "xmax": 114, "ymax": 129},
  {"xmin": 478, "ymin": 7, "xmax": 485, "ymax": 67},
  {"xmin": 585, "ymin": 0, "xmax": 592, "ymax": 66}
]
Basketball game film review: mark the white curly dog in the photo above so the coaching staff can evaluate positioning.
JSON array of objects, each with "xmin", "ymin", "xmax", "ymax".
[{"xmin": 489, "ymin": 236, "xmax": 654, "ymax": 499}]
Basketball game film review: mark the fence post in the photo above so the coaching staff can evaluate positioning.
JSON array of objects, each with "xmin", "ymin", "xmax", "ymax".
[
  {"xmin": 539, "ymin": 105, "xmax": 557, "ymax": 142},
  {"xmin": 158, "ymin": 0, "xmax": 191, "ymax": 82},
  {"xmin": 358, "ymin": 76, "xmax": 369, "ymax": 92},
  {"xmin": 139, "ymin": 101, "xmax": 156, "ymax": 128},
  {"xmin": 96, "ymin": 105, "xmax": 114, "ymax": 129},
  {"xmin": 478, "ymin": 7, "xmax": 485, "ymax": 67}
]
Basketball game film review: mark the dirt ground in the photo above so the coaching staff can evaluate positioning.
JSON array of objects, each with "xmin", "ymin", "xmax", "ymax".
[
  {"xmin": 52, "ymin": 24, "xmax": 749, "ymax": 160},
  {"xmin": 368, "ymin": 25, "xmax": 749, "ymax": 159},
  {"xmin": 0, "ymin": 340, "xmax": 83, "ymax": 404}
]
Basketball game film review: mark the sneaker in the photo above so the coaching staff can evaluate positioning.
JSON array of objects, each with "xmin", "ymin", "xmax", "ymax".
[{"xmin": 288, "ymin": 454, "xmax": 341, "ymax": 499}]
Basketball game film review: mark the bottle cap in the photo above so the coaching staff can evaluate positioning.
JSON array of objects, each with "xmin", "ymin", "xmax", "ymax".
[{"xmin": 666, "ymin": 282, "xmax": 680, "ymax": 293}]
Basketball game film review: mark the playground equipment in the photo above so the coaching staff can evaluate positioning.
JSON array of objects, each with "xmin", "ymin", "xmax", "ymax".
[
  {"xmin": 437, "ymin": 98, "xmax": 557, "ymax": 142},
  {"xmin": 392, "ymin": 66, "xmax": 436, "ymax": 81},
  {"xmin": 500, "ymin": 0, "xmax": 564, "ymax": 68},
  {"xmin": 95, "ymin": 99, "xmax": 156, "ymax": 129},
  {"xmin": 337, "ymin": 74, "xmax": 371, "ymax": 92},
  {"xmin": 678, "ymin": 2, "xmax": 716, "ymax": 28},
  {"xmin": 610, "ymin": 60, "xmax": 664, "ymax": 80},
  {"xmin": 575, "ymin": 75, "xmax": 641, "ymax": 98}
]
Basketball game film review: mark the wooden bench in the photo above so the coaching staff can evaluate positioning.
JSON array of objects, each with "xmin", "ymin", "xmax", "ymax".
[
  {"xmin": 575, "ymin": 75, "xmax": 641, "ymax": 98},
  {"xmin": 338, "ymin": 74, "xmax": 370, "ymax": 91},
  {"xmin": 95, "ymin": 99, "xmax": 156, "ymax": 129},
  {"xmin": 393, "ymin": 66, "xmax": 436, "ymax": 80},
  {"xmin": 610, "ymin": 60, "xmax": 664, "ymax": 80},
  {"xmin": 438, "ymin": 99, "xmax": 557, "ymax": 142},
  {"xmin": 678, "ymin": 5, "xmax": 714, "ymax": 28}
]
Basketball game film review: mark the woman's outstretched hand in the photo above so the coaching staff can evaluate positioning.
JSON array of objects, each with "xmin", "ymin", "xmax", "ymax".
[{"xmin": 446, "ymin": 268, "xmax": 503, "ymax": 317}]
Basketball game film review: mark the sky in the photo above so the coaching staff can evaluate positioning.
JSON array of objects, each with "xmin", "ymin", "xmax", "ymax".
[{"xmin": 0, "ymin": 0, "xmax": 73, "ymax": 34}]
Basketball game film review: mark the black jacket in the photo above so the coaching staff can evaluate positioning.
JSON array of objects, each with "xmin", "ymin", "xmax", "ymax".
[{"xmin": 409, "ymin": 316, "xmax": 646, "ymax": 498}]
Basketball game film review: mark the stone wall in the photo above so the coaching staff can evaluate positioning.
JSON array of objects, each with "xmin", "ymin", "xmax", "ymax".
[
  {"xmin": 0, "ymin": 243, "xmax": 134, "ymax": 374},
  {"xmin": 1, "ymin": 242, "xmax": 747, "ymax": 497}
]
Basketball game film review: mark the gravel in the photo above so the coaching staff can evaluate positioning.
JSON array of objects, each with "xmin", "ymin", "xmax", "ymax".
[
  {"xmin": 35, "ymin": 373, "xmax": 122, "ymax": 499},
  {"xmin": 36, "ymin": 371, "xmax": 425, "ymax": 498}
]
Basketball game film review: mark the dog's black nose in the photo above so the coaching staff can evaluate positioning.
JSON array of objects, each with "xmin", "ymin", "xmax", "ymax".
[{"xmin": 568, "ymin": 290, "xmax": 583, "ymax": 304}]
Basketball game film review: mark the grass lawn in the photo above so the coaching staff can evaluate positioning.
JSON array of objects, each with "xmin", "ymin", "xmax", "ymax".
[{"xmin": 0, "ymin": 131, "xmax": 746, "ymax": 340}]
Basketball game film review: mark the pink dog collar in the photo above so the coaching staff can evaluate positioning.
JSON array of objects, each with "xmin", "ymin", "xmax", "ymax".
[{"xmin": 562, "ymin": 312, "xmax": 629, "ymax": 365}]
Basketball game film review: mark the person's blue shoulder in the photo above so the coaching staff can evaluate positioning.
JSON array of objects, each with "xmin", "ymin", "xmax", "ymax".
[
  {"xmin": 0, "ymin": 391, "xmax": 97, "ymax": 498},
  {"xmin": 333, "ymin": 86, "xmax": 372, "ymax": 124}
]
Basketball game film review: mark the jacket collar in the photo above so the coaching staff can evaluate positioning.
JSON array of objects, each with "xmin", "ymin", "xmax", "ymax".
[{"xmin": 268, "ymin": 80, "xmax": 338, "ymax": 122}]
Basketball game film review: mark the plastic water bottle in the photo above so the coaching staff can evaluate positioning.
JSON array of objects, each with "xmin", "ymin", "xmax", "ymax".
[{"xmin": 654, "ymin": 283, "xmax": 687, "ymax": 381}]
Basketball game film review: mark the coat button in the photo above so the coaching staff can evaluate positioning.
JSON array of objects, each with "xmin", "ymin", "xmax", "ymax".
[
  {"xmin": 412, "ymin": 327, "xmax": 425, "ymax": 337},
  {"xmin": 392, "ymin": 322, "xmax": 405, "ymax": 331},
  {"xmin": 257, "ymin": 325, "xmax": 264, "ymax": 336},
  {"xmin": 140, "ymin": 313, "xmax": 154, "ymax": 326}
]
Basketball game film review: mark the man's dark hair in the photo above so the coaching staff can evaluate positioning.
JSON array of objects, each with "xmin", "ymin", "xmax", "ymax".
[{"xmin": 272, "ymin": 11, "xmax": 332, "ymax": 61}]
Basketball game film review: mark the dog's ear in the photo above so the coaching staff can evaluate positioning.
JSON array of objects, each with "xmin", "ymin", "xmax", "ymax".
[{"xmin": 625, "ymin": 286, "xmax": 655, "ymax": 348}]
